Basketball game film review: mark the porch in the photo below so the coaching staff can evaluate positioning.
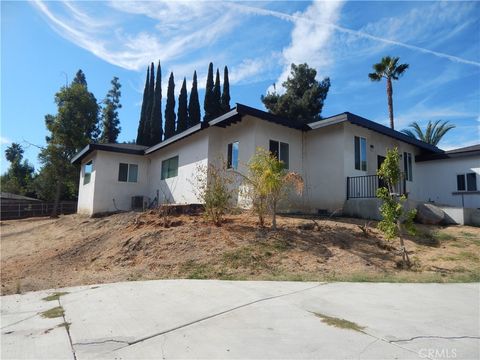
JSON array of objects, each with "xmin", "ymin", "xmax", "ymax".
[{"xmin": 346, "ymin": 174, "xmax": 407, "ymax": 200}]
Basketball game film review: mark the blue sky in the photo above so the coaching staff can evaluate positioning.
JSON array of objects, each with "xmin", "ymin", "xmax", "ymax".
[{"xmin": 1, "ymin": 1, "xmax": 479, "ymax": 173}]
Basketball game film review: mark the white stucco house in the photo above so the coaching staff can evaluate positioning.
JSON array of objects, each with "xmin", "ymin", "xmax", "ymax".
[{"xmin": 72, "ymin": 103, "xmax": 480, "ymax": 223}]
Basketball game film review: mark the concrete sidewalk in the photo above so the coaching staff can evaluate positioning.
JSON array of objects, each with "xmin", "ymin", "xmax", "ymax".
[{"xmin": 1, "ymin": 280, "xmax": 479, "ymax": 359}]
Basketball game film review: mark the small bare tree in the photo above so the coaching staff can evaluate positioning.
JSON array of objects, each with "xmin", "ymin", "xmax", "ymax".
[
  {"xmin": 192, "ymin": 161, "xmax": 236, "ymax": 226},
  {"xmin": 377, "ymin": 147, "xmax": 416, "ymax": 268}
]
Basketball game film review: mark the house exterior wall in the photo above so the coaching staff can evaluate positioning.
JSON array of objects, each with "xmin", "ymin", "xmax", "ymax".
[
  {"xmin": 304, "ymin": 123, "xmax": 346, "ymax": 212},
  {"xmin": 415, "ymin": 156, "xmax": 480, "ymax": 208},
  {"xmin": 342, "ymin": 123, "xmax": 422, "ymax": 199},
  {"xmin": 77, "ymin": 152, "xmax": 97, "ymax": 215},
  {"xmin": 147, "ymin": 131, "xmax": 209, "ymax": 204},
  {"xmin": 91, "ymin": 151, "xmax": 149, "ymax": 213}
]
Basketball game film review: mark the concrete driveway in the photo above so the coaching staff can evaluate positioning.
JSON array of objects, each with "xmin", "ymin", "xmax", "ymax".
[{"xmin": 1, "ymin": 280, "xmax": 479, "ymax": 359}]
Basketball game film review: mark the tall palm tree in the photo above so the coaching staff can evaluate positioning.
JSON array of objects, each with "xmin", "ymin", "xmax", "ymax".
[
  {"xmin": 368, "ymin": 56, "xmax": 409, "ymax": 130},
  {"xmin": 401, "ymin": 120, "xmax": 455, "ymax": 146}
]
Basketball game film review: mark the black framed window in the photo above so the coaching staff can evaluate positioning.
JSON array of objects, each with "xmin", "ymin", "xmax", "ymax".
[
  {"xmin": 227, "ymin": 142, "xmax": 239, "ymax": 170},
  {"xmin": 403, "ymin": 152, "xmax": 413, "ymax": 181},
  {"xmin": 354, "ymin": 136, "xmax": 367, "ymax": 171},
  {"xmin": 269, "ymin": 140, "xmax": 289, "ymax": 169},
  {"xmin": 118, "ymin": 163, "xmax": 138, "ymax": 183},
  {"xmin": 84, "ymin": 161, "xmax": 93, "ymax": 185},
  {"xmin": 161, "ymin": 156, "xmax": 179, "ymax": 180}
]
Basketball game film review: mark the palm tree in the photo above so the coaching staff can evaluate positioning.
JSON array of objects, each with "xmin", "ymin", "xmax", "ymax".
[
  {"xmin": 368, "ymin": 56, "xmax": 409, "ymax": 130},
  {"xmin": 5, "ymin": 143, "xmax": 24, "ymax": 164},
  {"xmin": 401, "ymin": 120, "xmax": 455, "ymax": 146}
]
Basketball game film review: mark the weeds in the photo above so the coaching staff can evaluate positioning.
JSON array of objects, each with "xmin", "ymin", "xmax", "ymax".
[
  {"xmin": 42, "ymin": 292, "xmax": 69, "ymax": 302},
  {"xmin": 313, "ymin": 313, "xmax": 365, "ymax": 332},
  {"xmin": 41, "ymin": 306, "xmax": 64, "ymax": 319}
]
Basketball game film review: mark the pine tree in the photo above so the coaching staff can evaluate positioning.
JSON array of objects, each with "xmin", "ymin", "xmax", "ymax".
[
  {"xmin": 213, "ymin": 68, "xmax": 221, "ymax": 117},
  {"xmin": 177, "ymin": 78, "xmax": 188, "ymax": 134},
  {"xmin": 100, "ymin": 77, "xmax": 122, "ymax": 143},
  {"xmin": 188, "ymin": 70, "xmax": 201, "ymax": 127},
  {"xmin": 221, "ymin": 66, "xmax": 230, "ymax": 113},
  {"xmin": 72, "ymin": 70, "xmax": 87, "ymax": 86},
  {"xmin": 136, "ymin": 66, "xmax": 150, "ymax": 145},
  {"xmin": 164, "ymin": 72, "xmax": 176, "ymax": 139},
  {"xmin": 203, "ymin": 62, "xmax": 215, "ymax": 121},
  {"xmin": 143, "ymin": 62, "xmax": 155, "ymax": 145},
  {"xmin": 150, "ymin": 61, "xmax": 163, "ymax": 145}
]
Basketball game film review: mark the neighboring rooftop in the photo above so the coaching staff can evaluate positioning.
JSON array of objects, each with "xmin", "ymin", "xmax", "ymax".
[
  {"xmin": 0, "ymin": 192, "xmax": 41, "ymax": 202},
  {"xmin": 416, "ymin": 143, "xmax": 480, "ymax": 162}
]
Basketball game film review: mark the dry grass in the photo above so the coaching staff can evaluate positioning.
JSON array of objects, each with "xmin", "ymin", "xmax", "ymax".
[
  {"xmin": 1, "ymin": 211, "xmax": 479, "ymax": 295},
  {"xmin": 313, "ymin": 312, "xmax": 365, "ymax": 332}
]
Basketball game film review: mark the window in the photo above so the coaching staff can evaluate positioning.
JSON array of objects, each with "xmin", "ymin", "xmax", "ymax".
[
  {"xmin": 118, "ymin": 163, "xmax": 138, "ymax": 183},
  {"xmin": 403, "ymin": 152, "xmax": 413, "ymax": 181},
  {"xmin": 457, "ymin": 173, "xmax": 477, "ymax": 191},
  {"xmin": 161, "ymin": 156, "xmax": 179, "ymax": 180},
  {"xmin": 354, "ymin": 136, "xmax": 367, "ymax": 171},
  {"xmin": 269, "ymin": 140, "xmax": 289, "ymax": 169},
  {"xmin": 227, "ymin": 142, "xmax": 239, "ymax": 170},
  {"xmin": 83, "ymin": 161, "xmax": 93, "ymax": 185}
]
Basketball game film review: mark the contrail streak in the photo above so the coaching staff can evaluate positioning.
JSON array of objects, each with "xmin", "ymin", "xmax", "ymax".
[{"xmin": 231, "ymin": 3, "xmax": 480, "ymax": 68}]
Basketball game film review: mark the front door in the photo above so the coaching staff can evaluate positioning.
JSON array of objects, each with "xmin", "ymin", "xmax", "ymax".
[{"xmin": 377, "ymin": 155, "xmax": 386, "ymax": 190}]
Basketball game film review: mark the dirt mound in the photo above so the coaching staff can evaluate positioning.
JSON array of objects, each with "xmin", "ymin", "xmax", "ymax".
[{"xmin": 1, "ymin": 212, "xmax": 479, "ymax": 295}]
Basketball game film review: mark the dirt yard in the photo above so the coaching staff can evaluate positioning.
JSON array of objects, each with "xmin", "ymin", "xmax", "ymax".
[{"xmin": 1, "ymin": 211, "xmax": 479, "ymax": 295}]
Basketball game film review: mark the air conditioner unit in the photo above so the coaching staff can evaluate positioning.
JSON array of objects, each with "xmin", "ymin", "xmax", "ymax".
[{"xmin": 131, "ymin": 196, "xmax": 149, "ymax": 211}]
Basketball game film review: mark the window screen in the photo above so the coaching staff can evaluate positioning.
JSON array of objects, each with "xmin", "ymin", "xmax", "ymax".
[
  {"xmin": 466, "ymin": 173, "xmax": 477, "ymax": 191},
  {"xmin": 128, "ymin": 164, "xmax": 138, "ymax": 183},
  {"xmin": 457, "ymin": 174, "xmax": 466, "ymax": 191}
]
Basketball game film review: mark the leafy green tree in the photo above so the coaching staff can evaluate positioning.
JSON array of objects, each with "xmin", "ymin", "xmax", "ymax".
[
  {"xmin": 136, "ymin": 66, "xmax": 150, "ymax": 145},
  {"xmin": 261, "ymin": 63, "xmax": 330, "ymax": 125},
  {"xmin": 245, "ymin": 148, "xmax": 303, "ymax": 230},
  {"xmin": 99, "ymin": 76, "xmax": 122, "ymax": 143},
  {"xmin": 368, "ymin": 56, "xmax": 409, "ymax": 130},
  {"xmin": 221, "ymin": 66, "xmax": 230, "ymax": 113},
  {"xmin": 1, "ymin": 143, "xmax": 35, "ymax": 196},
  {"xmin": 188, "ymin": 70, "xmax": 201, "ymax": 127},
  {"xmin": 164, "ymin": 72, "xmax": 176, "ymax": 139},
  {"xmin": 203, "ymin": 62, "xmax": 215, "ymax": 121},
  {"xmin": 177, "ymin": 78, "xmax": 188, "ymax": 134},
  {"xmin": 401, "ymin": 120, "xmax": 455, "ymax": 146},
  {"xmin": 143, "ymin": 62, "xmax": 155, "ymax": 145},
  {"xmin": 213, "ymin": 68, "xmax": 222, "ymax": 117},
  {"xmin": 376, "ymin": 147, "xmax": 416, "ymax": 268},
  {"xmin": 39, "ymin": 73, "xmax": 99, "ymax": 215},
  {"xmin": 150, "ymin": 60, "xmax": 163, "ymax": 145}
]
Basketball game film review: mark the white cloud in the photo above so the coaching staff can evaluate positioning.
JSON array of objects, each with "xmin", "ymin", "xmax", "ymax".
[{"xmin": 1, "ymin": 136, "xmax": 12, "ymax": 145}]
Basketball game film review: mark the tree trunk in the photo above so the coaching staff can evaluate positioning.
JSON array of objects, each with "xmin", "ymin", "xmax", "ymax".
[
  {"xmin": 51, "ymin": 180, "xmax": 62, "ymax": 218},
  {"xmin": 386, "ymin": 77, "xmax": 394, "ymax": 130},
  {"xmin": 397, "ymin": 220, "xmax": 410, "ymax": 268},
  {"xmin": 272, "ymin": 200, "xmax": 277, "ymax": 230}
]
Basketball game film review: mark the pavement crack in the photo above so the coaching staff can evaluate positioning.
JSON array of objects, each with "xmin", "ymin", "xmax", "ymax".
[
  {"xmin": 390, "ymin": 335, "xmax": 480, "ymax": 343},
  {"xmin": 112, "ymin": 283, "xmax": 325, "ymax": 352},
  {"xmin": 74, "ymin": 339, "xmax": 130, "ymax": 346},
  {"xmin": 58, "ymin": 298, "xmax": 77, "ymax": 360},
  {"xmin": 1, "ymin": 313, "xmax": 38, "ymax": 330},
  {"xmin": 357, "ymin": 337, "xmax": 379, "ymax": 359}
]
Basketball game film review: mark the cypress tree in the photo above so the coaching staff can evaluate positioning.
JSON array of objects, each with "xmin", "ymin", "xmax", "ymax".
[
  {"xmin": 72, "ymin": 70, "xmax": 87, "ymax": 87},
  {"xmin": 136, "ymin": 66, "xmax": 150, "ymax": 145},
  {"xmin": 203, "ymin": 62, "xmax": 214, "ymax": 121},
  {"xmin": 164, "ymin": 72, "xmax": 176, "ymax": 139},
  {"xmin": 221, "ymin": 66, "xmax": 230, "ymax": 113},
  {"xmin": 143, "ymin": 62, "xmax": 155, "ymax": 145},
  {"xmin": 188, "ymin": 70, "xmax": 201, "ymax": 127},
  {"xmin": 150, "ymin": 60, "xmax": 163, "ymax": 145},
  {"xmin": 177, "ymin": 78, "xmax": 188, "ymax": 134},
  {"xmin": 100, "ymin": 77, "xmax": 122, "ymax": 144},
  {"xmin": 213, "ymin": 68, "xmax": 221, "ymax": 117}
]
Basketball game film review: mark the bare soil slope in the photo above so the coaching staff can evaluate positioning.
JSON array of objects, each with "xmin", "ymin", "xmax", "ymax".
[{"xmin": 1, "ymin": 211, "xmax": 479, "ymax": 295}]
